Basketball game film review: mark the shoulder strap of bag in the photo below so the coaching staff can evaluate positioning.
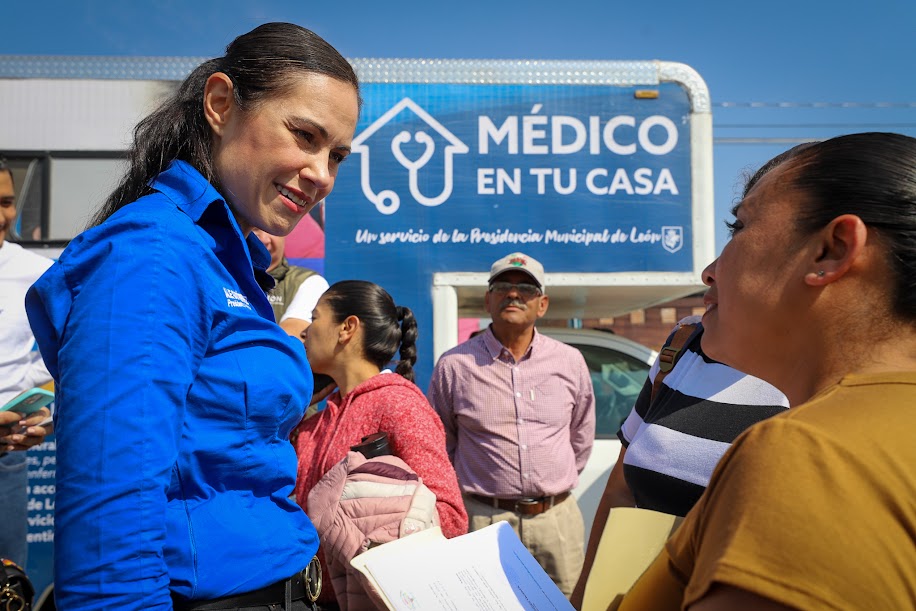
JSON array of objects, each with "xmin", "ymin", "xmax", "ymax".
[{"xmin": 651, "ymin": 322, "xmax": 701, "ymax": 403}]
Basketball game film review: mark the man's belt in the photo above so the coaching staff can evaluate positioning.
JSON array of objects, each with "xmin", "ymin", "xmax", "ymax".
[{"xmin": 469, "ymin": 492, "xmax": 571, "ymax": 516}]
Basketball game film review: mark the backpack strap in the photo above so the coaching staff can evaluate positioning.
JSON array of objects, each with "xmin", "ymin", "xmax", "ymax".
[{"xmin": 651, "ymin": 322, "xmax": 701, "ymax": 403}]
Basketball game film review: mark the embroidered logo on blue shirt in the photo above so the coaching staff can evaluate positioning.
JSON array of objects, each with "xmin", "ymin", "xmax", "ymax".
[{"xmin": 223, "ymin": 287, "xmax": 252, "ymax": 310}]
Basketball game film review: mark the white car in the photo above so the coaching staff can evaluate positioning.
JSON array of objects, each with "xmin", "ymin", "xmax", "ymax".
[{"xmin": 537, "ymin": 327, "xmax": 657, "ymax": 540}]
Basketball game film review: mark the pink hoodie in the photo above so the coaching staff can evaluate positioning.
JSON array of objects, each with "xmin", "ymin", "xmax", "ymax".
[
  {"xmin": 307, "ymin": 451, "xmax": 439, "ymax": 610},
  {"xmin": 294, "ymin": 373, "xmax": 467, "ymax": 538},
  {"xmin": 293, "ymin": 373, "xmax": 468, "ymax": 607}
]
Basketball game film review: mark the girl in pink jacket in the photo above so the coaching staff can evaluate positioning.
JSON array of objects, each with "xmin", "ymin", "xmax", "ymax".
[{"xmin": 293, "ymin": 280, "xmax": 467, "ymax": 608}]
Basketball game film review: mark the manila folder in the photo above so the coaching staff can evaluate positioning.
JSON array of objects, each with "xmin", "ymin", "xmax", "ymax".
[{"xmin": 581, "ymin": 507, "xmax": 682, "ymax": 611}]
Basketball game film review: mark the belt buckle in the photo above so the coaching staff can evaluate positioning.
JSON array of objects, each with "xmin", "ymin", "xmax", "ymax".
[
  {"xmin": 303, "ymin": 556, "xmax": 322, "ymax": 602},
  {"xmin": 514, "ymin": 498, "xmax": 540, "ymax": 513}
]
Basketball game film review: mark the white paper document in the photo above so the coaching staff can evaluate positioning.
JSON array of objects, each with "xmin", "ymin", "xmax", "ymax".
[{"xmin": 351, "ymin": 521, "xmax": 574, "ymax": 611}]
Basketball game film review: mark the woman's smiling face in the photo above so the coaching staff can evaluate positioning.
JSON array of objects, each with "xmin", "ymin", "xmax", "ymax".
[{"xmin": 209, "ymin": 71, "xmax": 359, "ymax": 237}]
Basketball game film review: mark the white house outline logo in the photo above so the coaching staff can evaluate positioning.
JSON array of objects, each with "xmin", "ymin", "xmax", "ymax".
[{"xmin": 351, "ymin": 98, "xmax": 469, "ymax": 215}]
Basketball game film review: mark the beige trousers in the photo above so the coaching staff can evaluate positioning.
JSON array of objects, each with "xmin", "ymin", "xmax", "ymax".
[{"xmin": 464, "ymin": 493, "xmax": 585, "ymax": 597}]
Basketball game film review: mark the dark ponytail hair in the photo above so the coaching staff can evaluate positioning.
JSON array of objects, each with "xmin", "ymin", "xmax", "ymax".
[
  {"xmin": 741, "ymin": 141, "xmax": 818, "ymax": 198},
  {"xmin": 323, "ymin": 280, "xmax": 418, "ymax": 382},
  {"xmin": 778, "ymin": 133, "xmax": 916, "ymax": 320},
  {"xmin": 90, "ymin": 22, "xmax": 360, "ymax": 228}
]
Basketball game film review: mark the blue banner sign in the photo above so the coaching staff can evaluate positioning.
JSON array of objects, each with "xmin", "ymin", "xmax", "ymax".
[
  {"xmin": 327, "ymin": 80, "xmax": 696, "ymax": 385},
  {"xmin": 330, "ymin": 82, "xmax": 691, "ymax": 268}
]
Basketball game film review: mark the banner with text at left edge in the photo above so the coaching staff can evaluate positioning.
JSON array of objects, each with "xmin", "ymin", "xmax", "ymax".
[{"xmin": 26, "ymin": 433, "xmax": 55, "ymax": 603}]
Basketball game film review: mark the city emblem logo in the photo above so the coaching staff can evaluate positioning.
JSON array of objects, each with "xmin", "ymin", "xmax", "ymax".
[
  {"xmin": 350, "ymin": 98, "xmax": 469, "ymax": 215},
  {"xmin": 661, "ymin": 226, "xmax": 684, "ymax": 253}
]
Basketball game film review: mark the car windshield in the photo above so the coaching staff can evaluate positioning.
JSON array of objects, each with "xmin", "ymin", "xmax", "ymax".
[{"xmin": 567, "ymin": 343, "xmax": 650, "ymax": 438}]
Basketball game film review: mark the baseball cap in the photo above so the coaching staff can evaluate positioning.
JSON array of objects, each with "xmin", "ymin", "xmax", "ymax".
[{"xmin": 488, "ymin": 252, "xmax": 545, "ymax": 288}]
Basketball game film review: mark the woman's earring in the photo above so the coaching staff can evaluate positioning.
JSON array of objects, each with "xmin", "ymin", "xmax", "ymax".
[{"xmin": 816, "ymin": 270, "xmax": 826, "ymax": 277}]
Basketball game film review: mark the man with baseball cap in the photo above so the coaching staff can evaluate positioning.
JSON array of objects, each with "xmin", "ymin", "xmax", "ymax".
[{"xmin": 428, "ymin": 252, "xmax": 595, "ymax": 597}]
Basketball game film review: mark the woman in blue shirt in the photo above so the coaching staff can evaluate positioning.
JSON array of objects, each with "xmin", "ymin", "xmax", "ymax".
[{"xmin": 25, "ymin": 23, "xmax": 360, "ymax": 611}]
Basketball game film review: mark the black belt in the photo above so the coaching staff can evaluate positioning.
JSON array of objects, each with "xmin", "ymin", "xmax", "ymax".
[
  {"xmin": 173, "ymin": 557, "xmax": 321, "ymax": 611},
  {"xmin": 469, "ymin": 491, "xmax": 571, "ymax": 516}
]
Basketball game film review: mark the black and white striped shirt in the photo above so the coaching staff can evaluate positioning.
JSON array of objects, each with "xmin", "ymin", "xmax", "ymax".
[{"xmin": 618, "ymin": 318, "xmax": 789, "ymax": 516}]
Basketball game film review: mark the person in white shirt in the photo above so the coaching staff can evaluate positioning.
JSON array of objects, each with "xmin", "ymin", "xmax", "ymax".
[
  {"xmin": 0, "ymin": 156, "xmax": 55, "ymax": 566},
  {"xmin": 252, "ymin": 228, "xmax": 328, "ymax": 340}
]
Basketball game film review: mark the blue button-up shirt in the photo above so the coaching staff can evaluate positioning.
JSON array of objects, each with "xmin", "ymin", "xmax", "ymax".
[{"xmin": 26, "ymin": 161, "xmax": 317, "ymax": 610}]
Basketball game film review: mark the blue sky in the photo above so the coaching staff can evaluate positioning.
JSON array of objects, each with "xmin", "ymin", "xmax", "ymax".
[{"xmin": 4, "ymin": 0, "xmax": 915, "ymax": 252}]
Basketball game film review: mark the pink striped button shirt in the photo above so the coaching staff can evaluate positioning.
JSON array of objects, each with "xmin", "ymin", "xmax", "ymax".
[{"xmin": 428, "ymin": 327, "xmax": 595, "ymax": 499}]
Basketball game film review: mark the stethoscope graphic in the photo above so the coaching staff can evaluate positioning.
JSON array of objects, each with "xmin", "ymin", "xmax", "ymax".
[{"xmin": 359, "ymin": 129, "xmax": 468, "ymax": 215}]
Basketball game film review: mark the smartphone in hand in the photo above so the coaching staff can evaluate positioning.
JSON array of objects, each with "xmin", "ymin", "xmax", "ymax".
[{"xmin": 1, "ymin": 388, "xmax": 55, "ymax": 415}]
